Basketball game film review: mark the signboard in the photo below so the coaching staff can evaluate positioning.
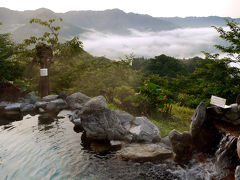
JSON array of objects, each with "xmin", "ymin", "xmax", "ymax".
[
  {"xmin": 40, "ymin": 69, "xmax": 48, "ymax": 77},
  {"xmin": 210, "ymin": 95, "xmax": 230, "ymax": 108}
]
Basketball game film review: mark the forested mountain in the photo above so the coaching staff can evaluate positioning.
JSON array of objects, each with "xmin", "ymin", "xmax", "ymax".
[
  {"xmin": 0, "ymin": 7, "xmax": 239, "ymax": 42},
  {"xmin": 60, "ymin": 8, "xmax": 178, "ymax": 34},
  {"xmin": 0, "ymin": 8, "xmax": 86, "ymax": 41}
]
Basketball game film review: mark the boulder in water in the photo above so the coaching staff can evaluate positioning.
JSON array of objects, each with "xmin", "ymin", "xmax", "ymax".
[
  {"xmin": 169, "ymin": 129, "xmax": 193, "ymax": 163},
  {"xmin": 235, "ymin": 166, "xmax": 240, "ymax": 180},
  {"xmin": 46, "ymin": 99, "xmax": 68, "ymax": 112},
  {"xmin": 35, "ymin": 101, "xmax": 48, "ymax": 109},
  {"xmin": 116, "ymin": 143, "xmax": 173, "ymax": 162},
  {"xmin": 80, "ymin": 96, "xmax": 161, "ymax": 143},
  {"xmin": 66, "ymin": 92, "xmax": 91, "ymax": 110},
  {"xmin": 215, "ymin": 135, "xmax": 238, "ymax": 169},
  {"xmin": 20, "ymin": 103, "xmax": 36, "ymax": 112},
  {"xmin": 4, "ymin": 103, "xmax": 22, "ymax": 111},
  {"xmin": 80, "ymin": 96, "xmax": 126, "ymax": 141},
  {"xmin": 81, "ymin": 107, "xmax": 126, "ymax": 141}
]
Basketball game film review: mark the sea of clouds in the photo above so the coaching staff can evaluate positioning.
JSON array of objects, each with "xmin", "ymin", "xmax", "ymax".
[{"xmin": 81, "ymin": 27, "xmax": 222, "ymax": 60}]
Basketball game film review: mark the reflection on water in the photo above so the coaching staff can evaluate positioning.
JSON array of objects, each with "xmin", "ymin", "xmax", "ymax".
[{"xmin": 0, "ymin": 114, "xmax": 227, "ymax": 180}]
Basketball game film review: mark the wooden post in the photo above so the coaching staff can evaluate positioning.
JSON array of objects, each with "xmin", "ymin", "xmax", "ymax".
[
  {"xmin": 36, "ymin": 44, "xmax": 53, "ymax": 98},
  {"xmin": 39, "ymin": 69, "xmax": 49, "ymax": 97}
]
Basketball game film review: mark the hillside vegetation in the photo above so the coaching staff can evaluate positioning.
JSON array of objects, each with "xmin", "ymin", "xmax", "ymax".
[{"xmin": 1, "ymin": 18, "xmax": 240, "ymax": 135}]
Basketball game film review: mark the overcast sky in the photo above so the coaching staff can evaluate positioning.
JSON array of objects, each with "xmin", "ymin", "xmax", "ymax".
[{"xmin": 0, "ymin": 0, "xmax": 240, "ymax": 18}]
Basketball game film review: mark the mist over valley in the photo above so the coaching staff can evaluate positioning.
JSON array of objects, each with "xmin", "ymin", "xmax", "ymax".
[{"xmin": 0, "ymin": 7, "xmax": 238, "ymax": 59}]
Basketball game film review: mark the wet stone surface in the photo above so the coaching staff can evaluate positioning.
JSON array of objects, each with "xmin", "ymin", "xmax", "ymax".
[{"xmin": 0, "ymin": 114, "xmax": 231, "ymax": 180}]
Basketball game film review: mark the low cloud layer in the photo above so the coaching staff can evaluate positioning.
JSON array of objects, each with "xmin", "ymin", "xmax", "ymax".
[{"xmin": 81, "ymin": 27, "xmax": 221, "ymax": 59}]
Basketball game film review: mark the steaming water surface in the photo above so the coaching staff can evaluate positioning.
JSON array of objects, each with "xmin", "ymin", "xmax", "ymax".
[{"xmin": 0, "ymin": 114, "xmax": 226, "ymax": 180}]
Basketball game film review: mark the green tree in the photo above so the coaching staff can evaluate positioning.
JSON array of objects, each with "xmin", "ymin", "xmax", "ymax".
[
  {"xmin": 0, "ymin": 23, "xmax": 23, "ymax": 81},
  {"xmin": 212, "ymin": 19, "xmax": 240, "ymax": 62},
  {"xmin": 24, "ymin": 18, "xmax": 62, "ymax": 49},
  {"xmin": 142, "ymin": 54, "xmax": 187, "ymax": 77},
  {"xmin": 195, "ymin": 19, "xmax": 240, "ymax": 104},
  {"xmin": 22, "ymin": 18, "xmax": 66, "ymax": 96}
]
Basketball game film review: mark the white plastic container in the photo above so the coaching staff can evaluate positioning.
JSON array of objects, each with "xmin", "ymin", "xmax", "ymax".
[{"xmin": 40, "ymin": 68, "xmax": 48, "ymax": 77}]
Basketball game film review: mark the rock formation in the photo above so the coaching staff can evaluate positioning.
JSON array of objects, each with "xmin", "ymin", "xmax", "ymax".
[{"xmin": 2, "ymin": 90, "xmax": 240, "ymax": 178}]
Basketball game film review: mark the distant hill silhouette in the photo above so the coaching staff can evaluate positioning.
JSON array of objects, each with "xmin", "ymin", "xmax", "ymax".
[{"xmin": 0, "ymin": 7, "xmax": 239, "ymax": 42}]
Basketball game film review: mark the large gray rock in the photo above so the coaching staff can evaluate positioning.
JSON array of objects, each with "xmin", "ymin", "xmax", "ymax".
[
  {"xmin": 66, "ymin": 92, "xmax": 91, "ymax": 110},
  {"xmin": 207, "ymin": 104, "xmax": 240, "ymax": 125},
  {"xmin": 190, "ymin": 104, "xmax": 222, "ymax": 153},
  {"xmin": 46, "ymin": 99, "xmax": 68, "ymax": 112},
  {"xmin": 20, "ymin": 103, "xmax": 36, "ymax": 112},
  {"xmin": 83, "ymin": 96, "xmax": 107, "ymax": 110},
  {"xmin": 35, "ymin": 101, "xmax": 48, "ymax": 109},
  {"xmin": 235, "ymin": 166, "xmax": 240, "ymax": 180},
  {"xmin": 160, "ymin": 135, "xmax": 172, "ymax": 148},
  {"xmin": 4, "ymin": 103, "xmax": 22, "ymax": 111},
  {"xmin": 24, "ymin": 91, "xmax": 38, "ymax": 104},
  {"xmin": 3, "ymin": 102, "xmax": 23, "ymax": 120},
  {"xmin": 222, "ymin": 104, "xmax": 240, "ymax": 125},
  {"xmin": 216, "ymin": 135, "xmax": 237, "ymax": 169},
  {"xmin": 115, "ymin": 110, "xmax": 135, "ymax": 131},
  {"xmin": 169, "ymin": 129, "xmax": 193, "ymax": 163},
  {"xmin": 79, "ymin": 95, "xmax": 126, "ymax": 140},
  {"xmin": 129, "ymin": 116, "xmax": 161, "ymax": 143},
  {"xmin": 79, "ymin": 95, "xmax": 161, "ymax": 143},
  {"xmin": 116, "ymin": 143, "xmax": 173, "ymax": 162},
  {"xmin": 81, "ymin": 107, "xmax": 126, "ymax": 141},
  {"xmin": 190, "ymin": 102, "xmax": 207, "ymax": 139}
]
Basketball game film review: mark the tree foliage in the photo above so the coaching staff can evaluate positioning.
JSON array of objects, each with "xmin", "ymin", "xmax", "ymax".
[
  {"xmin": 212, "ymin": 19, "xmax": 240, "ymax": 61},
  {"xmin": 0, "ymin": 24, "xmax": 23, "ymax": 81},
  {"xmin": 24, "ymin": 18, "xmax": 62, "ymax": 49},
  {"xmin": 2, "ymin": 16, "xmax": 240, "ymax": 111}
]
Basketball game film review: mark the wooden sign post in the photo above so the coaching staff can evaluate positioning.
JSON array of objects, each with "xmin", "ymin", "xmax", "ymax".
[
  {"xmin": 40, "ymin": 68, "xmax": 49, "ymax": 98},
  {"xmin": 36, "ymin": 44, "xmax": 53, "ymax": 98}
]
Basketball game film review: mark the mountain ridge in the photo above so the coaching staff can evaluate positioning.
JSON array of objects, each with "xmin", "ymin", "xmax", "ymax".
[{"xmin": 0, "ymin": 7, "xmax": 239, "ymax": 42}]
